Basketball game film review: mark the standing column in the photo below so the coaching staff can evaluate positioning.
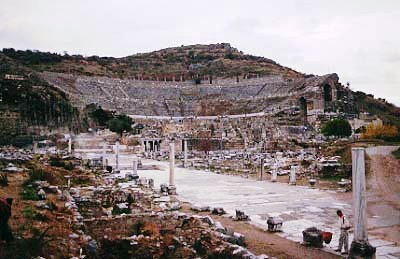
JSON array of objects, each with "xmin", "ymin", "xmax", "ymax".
[
  {"xmin": 271, "ymin": 162, "xmax": 278, "ymax": 182},
  {"xmin": 260, "ymin": 158, "xmax": 264, "ymax": 180},
  {"xmin": 33, "ymin": 141, "xmax": 38, "ymax": 154},
  {"xmin": 115, "ymin": 141, "xmax": 120, "ymax": 170},
  {"xmin": 350, "ymin": 148, "xmax": 376, "ymax": 257},
  {"xmin": 289, "ymin": 165, "xmax": 297, "ymax": 185},
  {"xmin": 168, "ymin": 142, "xmax": 176, "ymax": 194},
  {"xmin": 183, "ymin": 140, "xmax": 188, "ymax": 168},
  {"xmin": 102, "ymin": 144, "xmax": 107, "ymax": 169},
  {"xmin": 68, "ymin": 137, "xmax": 72, "ymax": 154},
  {"xmin": 133, "ymin": 157, "xmax": 138, "ymax": 175}
]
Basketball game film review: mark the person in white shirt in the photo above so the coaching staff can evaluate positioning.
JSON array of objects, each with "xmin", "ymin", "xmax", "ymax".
[{"xmin": 335, "ymin": 209, "xmax": 350, "ymax": 254}]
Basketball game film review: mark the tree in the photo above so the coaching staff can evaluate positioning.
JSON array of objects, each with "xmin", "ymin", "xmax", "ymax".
[
  {"xmin": 87, "ymin": 104, "xmax": 113, "ymax": 126},
  {"xmin": 107, "ymin": 115, "xmax": 133, "ymax": 136},
  {"xmin": 321, "ymin": 119, "xmax": 352, "ymax": 137}
]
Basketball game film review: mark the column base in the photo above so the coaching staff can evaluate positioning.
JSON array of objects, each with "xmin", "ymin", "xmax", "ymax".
[
  {"xmin": 168, "ymin": 185, "xmax": 176, "ymax": 195},
  {"xmin": 289, "ymin": 182, "xmax": 296, "ymax": 185},
  {"xmin": 349, "ymin": 240, "xmax": 376, "ymax": 258}
]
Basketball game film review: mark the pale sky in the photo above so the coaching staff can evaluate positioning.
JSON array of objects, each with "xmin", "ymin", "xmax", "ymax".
[{"xmin": 1, "ymin": 0, "xmax": 399, "ymax": 106}]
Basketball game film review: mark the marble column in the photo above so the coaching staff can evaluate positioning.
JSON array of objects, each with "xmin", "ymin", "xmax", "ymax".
[
  {"xmin": 350, "ymin": 147, "xmax": 376, "ymax": 257},
  {"xmin": 289, "ymin": 165, "xmax": 297, "ymax": 185},
  {"xmin": 168, "ymin": 143, "xmax": 176, "ymax": 194},
  {"xmin": 260, "ymin": 158, "xmax": 264, "ymax": 180},
  {"xmin": 133, "ymin": 157, "xmax": 138, "ymax": 174},
  {"xmin": 271, "ymin": 162, "xmax": 278, "ymax": 182},
  {"xmin": 115, "ymin": 141, "xmax": 120, "ymax": 170},
  {"xmin": 102, "ymin": 144, "xmax": 107, "ymax": 169},
  {"xmin": 33, "ymin": 141, "xmax": 38, "ymax": 154},
  {"xmin": 183, "ymin": 140, "xmax": 188, "ymax": 168},
  {"xmin": 68, "ymin": 137, "xmax": 72, "ymax": 154}
]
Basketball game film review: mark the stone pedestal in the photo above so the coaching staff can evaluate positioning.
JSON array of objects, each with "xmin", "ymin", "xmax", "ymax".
[
  {"xmin": 289, "ymin": 166, "xmax": 297, "ymax": 185},
  {"xmin": 350, "ymin": 148, "xmax": 376, "ymax": 258},
  {"xmin": 115, "ymin": 141, "xmax": 120, "ymax": 170},
  {"xmin": 168, "ymin": 143, "xmax": 176, "ymax": 194}
]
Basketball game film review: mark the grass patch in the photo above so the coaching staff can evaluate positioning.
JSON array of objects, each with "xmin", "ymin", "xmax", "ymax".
[{"xmin": 49, "ymin": 156, "xmax": 74, "ymax": 170}]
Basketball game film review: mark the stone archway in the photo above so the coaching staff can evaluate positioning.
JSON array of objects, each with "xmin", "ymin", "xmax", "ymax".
[
  {"xmin": 323, "ymin": 84, "xmax": 332, "ymax": 102},
  {"xmin": 299, "ymin": 97, "xmax": 307, "ymax": 124}
]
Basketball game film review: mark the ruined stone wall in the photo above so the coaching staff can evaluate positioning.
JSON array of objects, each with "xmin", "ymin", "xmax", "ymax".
[{"xmin": 44, "ymin": 72, "xmax": 339, "ymax": 116}]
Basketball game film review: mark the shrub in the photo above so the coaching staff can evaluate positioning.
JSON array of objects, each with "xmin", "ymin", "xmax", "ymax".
[
  {"xmin": 112, "ymin": 205, "xmax": 131, "ymax": 215},
  {"xmin": 0, "ymin": 173, "xmax": 8, "ymax": 186},
  {"xmin": 20, "ymin": 185, "xmax": 39, "ymax": 200},
  {"xmin": 28, "ymin": 168, "xmax": 46, "ymax": 183}
]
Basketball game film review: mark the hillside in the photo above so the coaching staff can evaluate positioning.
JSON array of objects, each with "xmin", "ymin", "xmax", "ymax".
[
  {"xmin": 0, "ymin": 53, "xmax": 80, "ymax": 146},
  {"xmin": 2, "ymin": 43, "xmax": 303, "ymax": 80},
  {"xmin": 353, "ymin": 91, "xmax": 400, "ymax": 128},
  {"xmin": 1, "ymin": 43, "xmax": 399, "ymax": 137}
]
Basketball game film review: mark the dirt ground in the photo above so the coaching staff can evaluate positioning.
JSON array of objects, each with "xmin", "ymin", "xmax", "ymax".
[
  {"xmin": 335, "ymin": 145, "xmax": 400, "ymax": 244},
  {"xmin": 365, "ymin": 146, "xmax": 400, "ymax": 244},
  {"xmin": 181, "ymin": 203, "xmax": 341, "ymax": 259}
]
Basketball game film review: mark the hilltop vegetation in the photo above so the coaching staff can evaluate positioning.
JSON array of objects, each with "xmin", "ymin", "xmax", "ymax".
[
  {"xmin": 353, "ymin": 91, "xmax": 400, "ymax": 128},
  {"xmin": 2, "ymin": 43, "xmax": 302, "ymax": 80}
]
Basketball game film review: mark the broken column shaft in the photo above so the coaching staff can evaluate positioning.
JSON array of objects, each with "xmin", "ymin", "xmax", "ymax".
[
  {"xmin": 271, "ymin": 162, "xmax": 278, "ymax": 182},
  {"xmin": 350, "ymin": 147, "xmax": 375, "ymax": 257},
  {"xmin": 289, "ymin": 165, "xmax": 297, "ymax": 185}
]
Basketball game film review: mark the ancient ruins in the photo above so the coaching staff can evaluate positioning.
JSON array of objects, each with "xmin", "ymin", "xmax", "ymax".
[{"xmin": 1, "ymin": 43, "xmax": 399, "ymax": 258}]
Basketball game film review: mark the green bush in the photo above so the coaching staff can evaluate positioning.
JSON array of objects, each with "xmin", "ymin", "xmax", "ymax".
[
  {"xmin": 112, "ymin": 205, "xmax": 131, "ymax": 215},
  {"xmin": 107, "ymin": 114, "xmax": 133, "ymax": 136},
  {"xmin": 321, "ymin": 119, "xmax": 352, "ymax": 137},
  {"xmin": 0, "ymin": 173, "xmax": 8, "ymax": 186},
  {"xmin": 22, "ymin": 206, "xmax": 48, "ymax": 221},
  {"xmin": 20, "ymin": 185, "xmax": 39, "ymax": 200}
]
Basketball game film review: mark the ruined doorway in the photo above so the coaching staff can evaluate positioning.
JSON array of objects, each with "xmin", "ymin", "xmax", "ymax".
[{"xmin": 323, "ymin": 84, "xmax": 332, "ymax": 102}]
